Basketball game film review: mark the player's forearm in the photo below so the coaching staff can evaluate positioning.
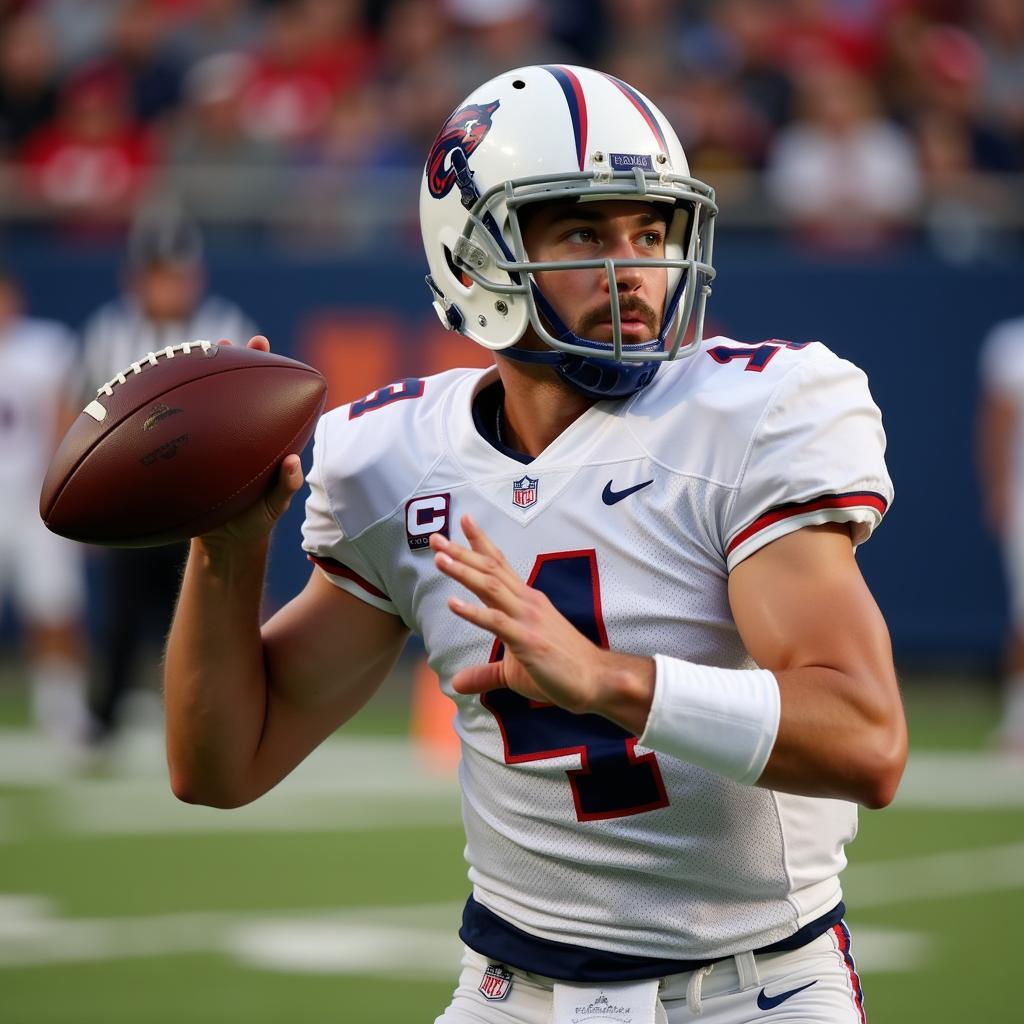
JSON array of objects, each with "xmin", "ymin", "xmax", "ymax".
[
  {"xmin": 633, "ymin": 655, "xmax": 905, "ymax": 807},
  {"xmin": 760, "ymin": 665, "xmax": 907, "ymax": 808},
  {"xmin": 164, "ymin": 536, "xmax": 272, "ymax": 807}
]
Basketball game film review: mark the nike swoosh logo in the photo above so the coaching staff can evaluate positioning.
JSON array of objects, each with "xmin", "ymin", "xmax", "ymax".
[
  {"xmin": 756, "ymin": 980, "xmax": 818, "ymax": 1011},
  {"xmin": 601, "ymin": 479, "xmax": 654, "ymax": 505}
]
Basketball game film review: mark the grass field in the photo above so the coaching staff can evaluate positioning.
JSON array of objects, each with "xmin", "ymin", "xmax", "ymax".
[{"xmin": 0, "ymin": 657, "xmax": 1021, "ymax": 1023}]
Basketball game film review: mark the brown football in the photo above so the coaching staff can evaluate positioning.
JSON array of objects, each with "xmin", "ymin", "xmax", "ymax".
[{"xmin": 39, "ymin": 341, "xmax": 327, "ymax": 547}]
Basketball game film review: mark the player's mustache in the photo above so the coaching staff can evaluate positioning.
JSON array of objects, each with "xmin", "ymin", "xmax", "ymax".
[{"xmin": 577, "ymin": 298, "xmax": 660, "ymax": 338}]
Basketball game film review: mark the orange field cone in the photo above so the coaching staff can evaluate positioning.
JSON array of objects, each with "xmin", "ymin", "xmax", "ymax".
[{"xmin": 410, "ymin": 655, "xmax": 460, "ymax": 776}]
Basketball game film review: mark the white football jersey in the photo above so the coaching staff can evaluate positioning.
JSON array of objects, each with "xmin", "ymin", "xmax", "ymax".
[
  {"xmin": 301, "ymin": 336, "xmax": 892, "ymax": 964},
  {"xmin": 0, "ymin": 316, "xmax": 78, "ymax": 493},
  {"xmin": 980, "ymin": 316, "xmax": 1024, "ymax": 487}
]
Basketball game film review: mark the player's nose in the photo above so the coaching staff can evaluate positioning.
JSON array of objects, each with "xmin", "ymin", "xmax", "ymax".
[{"xmin": 599, "ymin": 232, "xmax": 644, "ymax": 292}]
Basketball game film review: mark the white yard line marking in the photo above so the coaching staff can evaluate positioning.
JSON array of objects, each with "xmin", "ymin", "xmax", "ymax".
[
  {"xmin": 2, "ymin": 731, "xmax": 1022, "ymax": 808},
  {"xmin": 0, "ymin": 895, "xmax": 925, "ymax": 976},
  {"xmin": 51, "ymin": 782, "xmax": 462, "ymax": 836},
  {"xmin": 894, "ymin": 751, "xmax": 1024, "ymax": 807},
  {"xmin": 843, "ymin": 840, "xmax": 1024, "ymax": 906}
]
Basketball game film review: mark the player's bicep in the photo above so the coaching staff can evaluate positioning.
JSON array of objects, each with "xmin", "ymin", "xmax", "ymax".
[
  {"xmin": 728, "ymin": 523, "xmax": 894, "ymax": 682},
  {"xmin": 262, "ymin": 568, "xmax": 409, "ymax": 713},
  {"xmin": 247, "ymin": 569, "xmax": 409, "ymax": 793}
]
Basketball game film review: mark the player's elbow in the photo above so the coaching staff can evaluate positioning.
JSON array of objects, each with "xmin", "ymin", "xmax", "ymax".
[
  {"xmin": 854, "ymin": 726, "xmax": 907, "ymax": 809},
  {"xmin": 169, "ymin": 771, "xmax": 251, "ymax": 809}
]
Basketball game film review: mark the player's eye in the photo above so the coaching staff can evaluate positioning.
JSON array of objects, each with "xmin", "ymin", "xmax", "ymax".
[
  {"xmin": 565, "ymin": 227, "xmax": 597, "ymax": 246},
  {"xmin": 637, "ymin": 230, "xmax": 664, "ymax": 250}
]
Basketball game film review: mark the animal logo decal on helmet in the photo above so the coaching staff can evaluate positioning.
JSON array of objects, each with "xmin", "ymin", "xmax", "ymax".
[{"xmin": 426, "ymin": 100, "xmax": 501, "ymax": 200}]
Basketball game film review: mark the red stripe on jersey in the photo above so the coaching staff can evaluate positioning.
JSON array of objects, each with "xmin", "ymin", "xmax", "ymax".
[
  {"xmin": 726, "ymin": 492, "xmax": 888, "ymax": 556},
  {"xmin": 307, "ymin": 554, "xmax": 389, "ymax": 600}
]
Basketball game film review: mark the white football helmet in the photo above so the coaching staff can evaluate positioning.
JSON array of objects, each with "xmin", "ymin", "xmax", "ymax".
[{"xmin": 419, "ymin": 64, "xmax": 717, "ymax": 399}]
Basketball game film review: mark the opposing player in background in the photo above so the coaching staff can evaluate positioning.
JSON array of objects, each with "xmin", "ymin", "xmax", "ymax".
[
  {"xmin": 0, "ymin": 268, "xmax": 90, "ymax": 749},
  {"xmin": 165, "ymin": 66, "xmax": 906, "ymax": 1023},
  {"xmin": 80, "ymin": 206, "xmax": 256, "ymax": 751},
  {"xmin": 977, "ymin": 314, "xmax": 1024, "ymax": 753}
]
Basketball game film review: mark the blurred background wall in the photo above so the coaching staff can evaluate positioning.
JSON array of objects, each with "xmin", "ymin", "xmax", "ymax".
[
  {"xmin": 1, "ymin": 0, "xmax": 1022, "ymax": 669},
  {"xmin": 6, "ymin": 238, "xmax": 1019, "ymax": 664}
]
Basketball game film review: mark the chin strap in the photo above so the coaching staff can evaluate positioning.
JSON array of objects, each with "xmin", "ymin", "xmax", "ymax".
[
  {"xmin": 499, "ymin": 347, "xmax": 562, "ymax": 366},
  {"xmin": 500, "ymin": 342, "xmax": 661, "ymax": 400},
  {"xmin": 516, "ymin": 280, "xmax": 664, "ymax": 399}
]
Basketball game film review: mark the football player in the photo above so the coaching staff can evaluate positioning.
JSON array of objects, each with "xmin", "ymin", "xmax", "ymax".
[
  {"xmin": 0, "ymin": 268, "xmax": 90, "ymax": 749},
  {"xmin": 165, "ymin": 66, "xmax": 906, "ymax": 1023},
  {"xmin": 977, "ymin": 314, "xmax": 1024, "ymax": 754}
]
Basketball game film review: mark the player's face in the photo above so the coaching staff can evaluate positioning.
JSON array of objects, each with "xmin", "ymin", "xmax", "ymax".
[
  {"xmin": 134, "ymin": 263, "xmax": 202, "ymax": 322},
  {"xmin": 520, "ymin": 200, "xmax": 668, "ymax": 345}
]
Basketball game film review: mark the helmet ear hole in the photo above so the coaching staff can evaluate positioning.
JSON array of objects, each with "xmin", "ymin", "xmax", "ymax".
[{"xmin": 443, "ymin": 245, "xmax": 473, "ymax": 288}]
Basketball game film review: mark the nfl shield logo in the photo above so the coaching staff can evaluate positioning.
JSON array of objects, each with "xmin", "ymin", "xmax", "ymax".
[
  {"xmin": 512, "ymin": 474, "xmax": 538, "ymax": 509},
  {"xmin": 479, "ymin": 963, "xmax": 513, "ymax": 1001}
]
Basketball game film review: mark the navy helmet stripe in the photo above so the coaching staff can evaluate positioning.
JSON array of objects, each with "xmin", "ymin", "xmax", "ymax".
[
  {"xmin": 600, "ymin": 73, "xmax": 668, "ymax": 155},
  {"xmin": 541, "ymin": 65, "xmax": 588, "ymax": 170}
]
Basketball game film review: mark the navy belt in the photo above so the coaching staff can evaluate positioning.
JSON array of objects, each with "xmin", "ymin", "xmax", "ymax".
[{"xmin": 460, "ymin": 895, "xmax": 847, "ymax": 982}]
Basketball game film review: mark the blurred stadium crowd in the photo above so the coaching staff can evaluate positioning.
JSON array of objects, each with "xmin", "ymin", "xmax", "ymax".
[
  {"xmin": 1, "ymin": 0, "xmax": 1023, "ymax": 765},
  {"xmin": 0, "ymin": 0, "xmax": 1021, "ymax": 257}
]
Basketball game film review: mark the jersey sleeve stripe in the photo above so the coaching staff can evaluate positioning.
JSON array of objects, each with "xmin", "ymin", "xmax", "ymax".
[
  {"xmin": 306, "ymin": 554, "xmax": 389, "ymax": 600},
  {"xmin": 726, "ymin": 491, "xmax": 889, "ymax": 555}
]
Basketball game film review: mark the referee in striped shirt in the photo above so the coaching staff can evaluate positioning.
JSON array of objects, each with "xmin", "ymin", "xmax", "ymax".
[{"xmin": 79, "ymin": 208, "xmax": 257, "ymax": 751}]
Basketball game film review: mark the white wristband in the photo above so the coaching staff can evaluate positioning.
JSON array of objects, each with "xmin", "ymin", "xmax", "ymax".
[{"xmin": 638, "ymin": 655, "xmax": 781, "ymax": 785}]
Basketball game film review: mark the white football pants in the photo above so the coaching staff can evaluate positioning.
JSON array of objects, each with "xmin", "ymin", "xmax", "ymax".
[{"xmin": 436, "ymin": 926, "xmax": 867, "ymax": 1024}]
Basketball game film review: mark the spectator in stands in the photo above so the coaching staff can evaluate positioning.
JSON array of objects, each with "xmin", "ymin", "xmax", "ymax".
[
  {"xmin": 163, "ymin": 51, "xmax": 282, "ymax": 231},
  {"xmin": 168, "ymin": 0, "xmax": 266, "ymax": 65},
  {"xmin": 973, "ymin": 0, "xmax": 1024, "ymax": 154},
  {"xmin": 0, "ymin": 10, "xmax": 59, "ymax": 155},
  {"xmin": 688, "ymin": 0, "xmax": 795, "ymax": 133},
  {"xmin": 773, "ymin": 0, "xmax": 884, "ymax": 75},
  {"xmin": 78, "ymin": 205, "xmax": 257, "ymax": 752},
  {"xmin": 371, "ymin": 0, "xmax": 463, "ymax": 172},
  {"xmin": 18, "ymin": 64, "xmax": 157, "ymax": 232},
  {"xmin": 279, "ymin": 82, "xmax": 414, "ymax": 249},
  {"xmin": 765, "ymin": 60, "xmax": 922, "ymax": 250},
  {"xmin": 901, "ymin": 22, "xmax": 1019, "ymax": 173},
  {"xmin": 0, "ymin": 268, "xmax": 90, "ymax": 754},
  {"xmin": 913, "ymin": 106, "xmax": 1015, "ymax": 262},
  {"xmin": 37, "ymin": 0, "xmax": 117, "ymax": 72},
  {"xmin": 599, "ymin": 0, "xmax": 683, "ymax": 88},
  {"xmin": 238, "ymin": 0, "xmax": 375, "ymax": 150},
  {"xmin": 91, "ymin": 0, "xmax": 185, "ymax": 126},
  {"xmin": 977, "ymin": 314, "xmax": 1024, "ymax": 754},
  {"xmin": 442, "ymin": 0, "xmax": 578, "ymax": 98},
  {"xmin": 672, "ymin": 70, "xmax": 775, "ymax": 180}
]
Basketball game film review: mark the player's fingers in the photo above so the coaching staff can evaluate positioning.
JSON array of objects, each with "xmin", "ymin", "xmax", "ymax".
[
  {"xmin": 432, "ymin": 527, "xmax": 524, "ymax": 593},
  {"xmin": 265, "ymin": 455, "xmax": 303, "ymax": 519},
  {"xmin": 281, "ymin": 454, "xmax": 304, "ymax": 492},
  {"xmin": 246, "ymin": 335, "xmax": 270, "ymax": 351},
  {"xmin": 461, "ymin": 513, "xmax": 507, "ymax": 564},
  {"xmin": 435, "ymin": 551, "xmax": 520, "ymax": 612},
  {"xmin": 430, "ymin": 531, "xmax": 511, "ymax": 577},
  {"xmin": 447, "ymin": 594, "xmax": 525, "ymax": 645},
  {"xmin": 450, "ymin": 660, "xmax": 506, "ymax": 696}
]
